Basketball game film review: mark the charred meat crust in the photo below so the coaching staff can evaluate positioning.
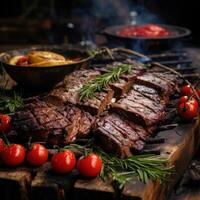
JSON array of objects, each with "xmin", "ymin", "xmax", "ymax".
[
  {"xmin": 112, "ymin": 88, "xmax": 166, "ymax": 127},
  {"xmin": 11, "ymin": 60, "xmax": 179, "ymax": 157},
  {"xmin": 46, "ymin": 69, "xmax": 114, "ymax": 115},
  {"xmin": 12, "ymin": 99, "xmax": 95, "ymax": 146},
  {"xmin": 135, "ymin": 72, "xmax": 175, "ymax": 95},
  {"xmin": 94, "ymin": 113, "xmax": 154, "ymax": 157}
]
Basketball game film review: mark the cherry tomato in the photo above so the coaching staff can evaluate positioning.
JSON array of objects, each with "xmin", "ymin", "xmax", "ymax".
[
  {"xmin": 0, "ymin": 138, "xmax": 5, "ymax": 156},
  {"xmin": 77, "ymin": 153, "xmax": 103, "ymax": 178},
  {"xmin": 26, "ymin": 144, "xmax": 48, "ymax": 167},
  {"xmin": 16, "ymin": 56, "xmax": 28, "ymax": 66},
  {"xmin": 1, "ymin": 144, "xmax": 25, "ymax": 166},
  {"xmin": 178, "ymin": 102, "xmax": 198, "ymax": 121},
  {"xmin": 178, "ymin": 96, "xmax": 199, "ymax": 108},
  {"xmin": 51, "ymin": 150, "xmax": 76, "ymax": 174},
  {"xmin": 0, "ymin": 114, "xmax": 11, "ymax": 133},
  {"xmin": 181, "ymin": 85, "xmax": 194, "ymax": 96}
]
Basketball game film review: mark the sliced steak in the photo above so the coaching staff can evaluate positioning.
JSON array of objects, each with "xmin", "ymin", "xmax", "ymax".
[
  {"xmin": 109, "ymin": 78, "xmax": 134, "ymax": 98},
  {"xmin": 92, "ymin": 61, "xmax": 145, "ymax": 98},
  {"xmin": 46, "ymin": 69, "xmax": 114, "ymax": 115},
  {"xmin": 46, "ymin": 70, "xmax": 100, "ymax": 106},
  {"xmin": 95, "ymin": 113, "xmax": 152, "ymax": 157},
  {"xmin": 12, "ymin": 99, "xmax": 95, "ymax": 146},
  {"xmin": 112, "ymin": 89, "xmax": 166, "ymax": 127},
  {"xmin": 136, "ymin": 72, "xmax": 174, "ymax": 95},
  {"xmin": 132, "ymin": 84, "xmax": 169, "ymax": 104},
  {"xmin": 77, "ymin": 89, "xmax": 114, "ymax": 115}
]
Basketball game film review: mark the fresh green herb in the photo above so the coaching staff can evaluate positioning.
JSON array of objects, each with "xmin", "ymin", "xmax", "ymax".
[
  {"xmin": 0, "ymin": 89, "xmax": 24, "ymax": 113},
  {"xmin": 79, "ymin": 64, "xmax": 132, "ymax": 100},
  {"xmin": 65, "ymin": 143, "xmax": 174, "ymax": 189}
]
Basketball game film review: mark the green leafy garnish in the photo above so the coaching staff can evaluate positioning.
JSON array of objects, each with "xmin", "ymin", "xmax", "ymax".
[
  {"xmin": 0, "ymin": 89, "xmax": 24, "ymax": 113},
  {"xmin": 79, "ymin": 64, "xmax": 132, "ymax": 100},
  {"xmin": 65, "ymin": 143, "xmax": 174, "ymax": 189}
]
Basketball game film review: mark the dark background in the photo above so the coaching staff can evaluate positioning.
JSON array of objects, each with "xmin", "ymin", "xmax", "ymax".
[{"xmin": 0, "ymin": 0, "xmax": 199, "ymax": 46}]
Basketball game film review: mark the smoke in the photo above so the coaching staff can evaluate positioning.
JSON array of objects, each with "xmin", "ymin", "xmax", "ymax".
[
  {"xmin": 90, "ymin": 0, "xmax": 163, "ymax": 25},
  {"xmin": 68, "ymin": 0, "xmax": 165, "ymax": 49}
]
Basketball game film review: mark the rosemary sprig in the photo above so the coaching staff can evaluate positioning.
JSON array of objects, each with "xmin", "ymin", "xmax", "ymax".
[
  {"xmin": 0, "ymin": 89, "xmax": 24, "ymax": 114},
  {"xmin": 79, "ymin": 64, "xmax": 132, "ymax": 100},
  {"xmin": 65, "ymin": 144, "xmax": 174, "ymax": 189}
]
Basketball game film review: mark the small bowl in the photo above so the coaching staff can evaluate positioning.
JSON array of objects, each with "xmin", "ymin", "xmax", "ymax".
[{"xmin": 0, "ymin": 45, "xmax": 92, "ymax": 90}]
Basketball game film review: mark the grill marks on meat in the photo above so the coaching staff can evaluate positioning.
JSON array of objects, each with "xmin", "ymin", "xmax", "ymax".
[
  {"xmin": 132, "ymin": 84, "xmax": 168, "ymax": 104},
  {"xmin": 136, "ymin": 72, "xmax": 175, "ymax": 95},
  {"xmin": 109, "ymin": 67, "xmax": 143, "ymax": 98},
  {"xmin": 95, "ymin": 113, "xmax": 151, "ymax": 157},
  {"xmin": 92, "ymin": 61, "xmax": 145, "ymax": 98},
  {"xmin": 46, "ymin": 70, "xmax": 100, "ymax": 106},
  {"xmin": 77, "ymin": 89, "xmax": 114, "ymax": 115},
  {"xmin": 112, "ymin": 87, "xmax": 166, "ymax": 127},
  {"xmin": 11, "ymin": 60, "xmax": 179, "ymax": 157},
  {"xmin": 46, "ymin": 69, "xmax": 114, "ymax": 115},
  {"xmin": 12, "ymin": 99, "xmax": 95, "ymax": 146}
]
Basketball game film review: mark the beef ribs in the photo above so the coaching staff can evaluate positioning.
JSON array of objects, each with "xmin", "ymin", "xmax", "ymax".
[
  {"xmin": 46, "ymin": 69, "xmax": 114, "ymax": 115},
  {"xmin": 95, "ymin": 113, "xmax": 152, "ymax": 157},
  {"xmin": 12, "ymin": 99, "xmax": 95, "ymax": 146},
  {"xmin": 112, "ymin": 88, "xmax": 166, "ymax": 127}
]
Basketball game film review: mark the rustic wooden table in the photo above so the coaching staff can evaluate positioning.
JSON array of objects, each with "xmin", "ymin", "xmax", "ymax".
[{"xmin": 0, "ymin": 45, "xmax": 200, "ymax": 200}]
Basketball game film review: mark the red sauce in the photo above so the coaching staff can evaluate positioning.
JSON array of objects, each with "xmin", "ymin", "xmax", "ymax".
[{"xmin": 117, "ymin": 24, "xmax": 170, "ymax": 38}]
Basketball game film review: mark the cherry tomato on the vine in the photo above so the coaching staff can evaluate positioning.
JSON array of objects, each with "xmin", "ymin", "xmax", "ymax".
[
  {"xmin": 178, "ymin": 96, "xmax": 199, "ymax": 108},
  {"xmin": 1, "ymin": 144, "xmax": 25, "ymax": 166},
  {"xmin": 178, "ymin": 101, "xmax": 198, "ymax": 121},
  {"xmin": 51, "ymin": 150, "xmax": 76, "ymax": 174},
  {"xmin": 26, "ymin": 144, "xmax": 48, "ymax": 167},
  {"xmin": 181, "ymin": 85, "xmax": 194, "ymax": 97},
  {"xmin": 0, "ymin": 114, "xmax": 11, "ymax": 133},
  {"xmin": 77, "ymin": 153, "xmax": 103, "ymax": 178}
]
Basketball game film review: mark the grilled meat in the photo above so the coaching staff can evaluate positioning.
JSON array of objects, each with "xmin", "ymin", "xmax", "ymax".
[
  {"xmin": 10, "ymin": 58, "xmax": 179, "ymax": 157},
  {"xmin": 12, "ymin": 99, "xmax": 95, "ymax": 146},
  {"xmin": 46, "ymin": 69, "xmax": 114, "ymax": 115},
  {"xmin": 132, "ymin": 84, "xmax": 169, "ymax": 103},
  {"xmin": 46, "ymin": 70, "xmax": 100, "ymax": 106},
  {"xmin": 92, "ymin": 61, "xmax": 145, "ymax": 98},
  {"xmin": 136, "ymin": 72, "xmax": 175, "ymax": 95},
  {"xmin": 112, "ymin": 88, "xmax": 166, "ymax": 126},
  {"xmin": 95, "ymin": 113, "xmax": 153, "ymax": 157}
]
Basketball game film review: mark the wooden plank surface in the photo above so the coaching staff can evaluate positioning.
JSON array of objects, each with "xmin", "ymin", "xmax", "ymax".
[
  {"xmin": 123, "ymin": 118, "xmax": 200, "ymax": 200},
  {"xmin": 0, "ymin": 167, "xmax": 32, "ymax": 200},
  {"xmin": 1, "ymin": 119, "xmax": 198, "ymax": 200},
  {"xmin": 73, "ymin": 118, "xmax": 200, "ymax": 200},
  {"xmin": 0, "ymin": 46, "xmax": 200, "ymax": 200}
]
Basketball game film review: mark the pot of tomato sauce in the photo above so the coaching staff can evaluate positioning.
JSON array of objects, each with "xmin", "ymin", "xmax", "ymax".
[{"xmin": 103, "ymin": 24, "xmax": 191, "ymax": 52}]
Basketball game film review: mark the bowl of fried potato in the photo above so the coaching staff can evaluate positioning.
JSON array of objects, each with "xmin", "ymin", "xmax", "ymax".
[{"xmin": 0, "ymin": 45, "xmax": 91, "ymax": 89}]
